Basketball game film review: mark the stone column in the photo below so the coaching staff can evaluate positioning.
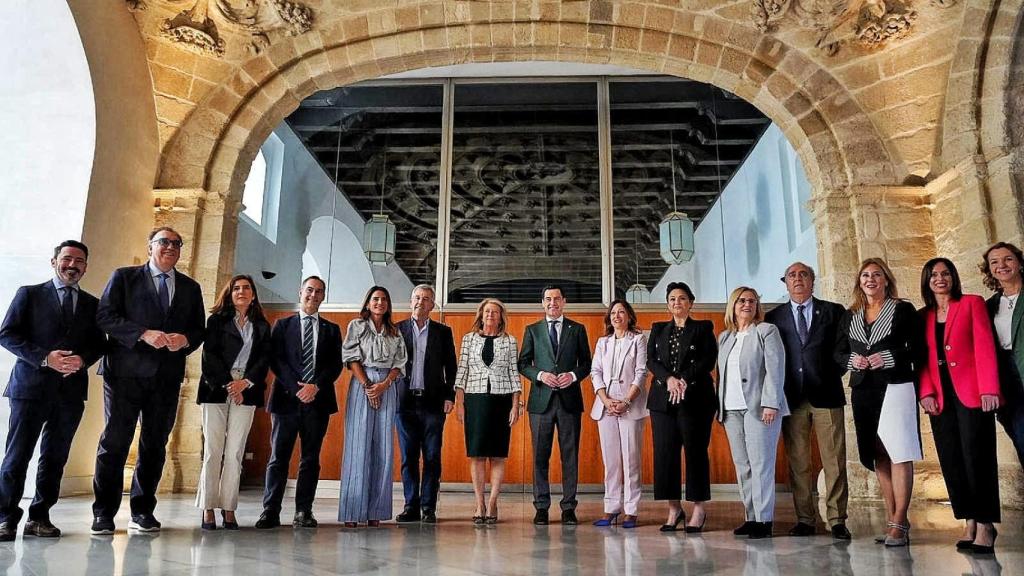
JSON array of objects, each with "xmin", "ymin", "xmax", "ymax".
[{"xmin": 151, "ymin": 187, "xmax": 240, "ymax": 492}]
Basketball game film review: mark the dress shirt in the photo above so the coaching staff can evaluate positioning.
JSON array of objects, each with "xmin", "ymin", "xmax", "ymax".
[
  {"xmin": 543, "ymin": 315, "xmax": 577, "ymax": 382},
  {"xmin": 230, "ymin": 315, "xmax": 255, "ymax": 385},
  {"xmin": 342, "ymin": 318, "xmax": 408, "ymax": 374},
  {"xmin": 409, "ymin": 318, "xmax": 430, "ymax": 390},
  {"xmin": 148, "ymin": 261, "xmax": 176, "ymax": 302},
  {"xmin": 51, "ymin": 277, "xmax": 79, "ymax": 312},
  {"xmin": 724, "ymin": 331, "xmax": 749, "ymax": 410},
  {"xmin": 790, "ymin": 298, "xmax": 813, "ymax": 331},
  {"xmin": 299, "ymin": 310, "xmax": 320, "ymax": 359}
]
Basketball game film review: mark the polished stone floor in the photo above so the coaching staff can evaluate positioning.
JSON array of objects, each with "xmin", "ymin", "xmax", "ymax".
[{"xmin": 0, "ymin": 489, "xmax": 1019, "ymax": 575}]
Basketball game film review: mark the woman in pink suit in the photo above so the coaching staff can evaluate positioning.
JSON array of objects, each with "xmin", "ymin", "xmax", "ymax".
[
  {"xmin": 590, "ymin": 299, "xmax": 649, "ymax": 528},
  {"xmin": 918, "ymin": 257, "xmax": 1002, "ymax": 554}
]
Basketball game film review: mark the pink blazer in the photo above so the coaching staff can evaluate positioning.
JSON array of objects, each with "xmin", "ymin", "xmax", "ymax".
[
  {"xmin": 918, "ymin": 294, "xmax": 1002, "ymax": 412},
  {"xmin": 590, "ymin": 332, "xmax": 649, "ymax": 421}
]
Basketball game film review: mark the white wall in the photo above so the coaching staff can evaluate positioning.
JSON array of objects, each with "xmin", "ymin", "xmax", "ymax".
[
  {"xmin": 653, "ymin": 124, "xmax": 818, "ymax": 304},
  {"xmin": 0, "ymin": 0, "xmax": 96, "ymax": 488},
  {"xmin": 234, "ymin": 124, "xmax": 414, "ymax": 306}
]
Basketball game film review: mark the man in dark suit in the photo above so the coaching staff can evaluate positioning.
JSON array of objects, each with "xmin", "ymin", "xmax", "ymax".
[
  {"xmin": 518, "ymin": 285, "xmax": 592, "ymax": 525},
  {"xmin": 394, "ymin": 284, "xmax": 456, "ymax": 524},
  {"xmin": 764, "ymin": 262, "xmax": 851, "ymax": 540},
  {"xmin": 0, "ymin": 240, "xmax": 106, "ymax": 540},
  {"xmin": 90, "ymin": 227, "xmax": 206, "ymax": 535},
  {"xmin": 255, "ymin": 276, "xmax": 342, "ymax": 529}
]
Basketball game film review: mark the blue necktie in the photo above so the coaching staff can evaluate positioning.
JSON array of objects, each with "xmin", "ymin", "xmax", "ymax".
[
  {"xmin": 60, "ymin": 287, "xmax": 74, "ymax": 326},
  {"xmin": 797, "ymin": 304, "xmax": 809, "ymax": 345},
  {"xmin": 157, "ymin": 273, "xmax": 170, "ymax": 316},
  {"xmin": 548, "ymin": 320, "xmax": 559, "ymax": 357},
  {"xmin": 301, "ymin": 316, "xmax": 316, "ymax": 383}
]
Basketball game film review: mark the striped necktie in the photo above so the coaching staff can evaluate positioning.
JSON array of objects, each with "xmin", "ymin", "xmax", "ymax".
[{"xmin": 301, "ymin": 316, "xmax": 316, "ymax": 383}]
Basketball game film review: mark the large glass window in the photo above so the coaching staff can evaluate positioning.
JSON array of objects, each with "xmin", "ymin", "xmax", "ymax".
[{"xmin": 447, "ymin": 82, "xmax": 602, "ymax": 304}]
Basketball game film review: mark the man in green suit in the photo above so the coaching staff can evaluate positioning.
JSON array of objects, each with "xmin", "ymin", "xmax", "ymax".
[{"xmin": 518, "ymin": 285, "xmax": 592, "ymax": 525}]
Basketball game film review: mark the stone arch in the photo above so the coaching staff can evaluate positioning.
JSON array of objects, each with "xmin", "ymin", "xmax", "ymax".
[{"xmin": 157, "ymin": 10, "xmax": 897, "ymax": 211}]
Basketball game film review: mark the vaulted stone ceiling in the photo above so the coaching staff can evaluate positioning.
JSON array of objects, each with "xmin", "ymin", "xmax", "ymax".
[{"xmin": 285, "ymin": 77, "xmax": 769, "ymax": 302}]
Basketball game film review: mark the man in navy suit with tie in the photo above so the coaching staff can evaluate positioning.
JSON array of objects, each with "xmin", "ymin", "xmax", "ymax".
[
  {"xmin": 90, "ymin": 227, "xmax": 206, "ymax": 535},
  {"xmin": 764, "ymin": 262, "xmax": 851, "ymax": 540},
  {"xmin": 0, "ymin": 240, "xmax": 105, "ymax": 540},
  {"xmin": 255, "ymin": 276, "xmax": 342, "ymax": 529},
  {"xmin": 394, "ymin": 285, "xmax": 456, "ymax": 524}
]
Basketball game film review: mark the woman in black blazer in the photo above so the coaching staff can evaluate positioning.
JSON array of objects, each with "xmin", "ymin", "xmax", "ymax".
[
  {"xmin": 196, "ymin": 274, "xmax": 272, "ymax": 530},
  {"xmin": 647, "ymin": 282, "xmax": 718, "ymax": 532},
  {"xmin": 834, "ymin": 258, "xmax": 925, "ymax": 547}
]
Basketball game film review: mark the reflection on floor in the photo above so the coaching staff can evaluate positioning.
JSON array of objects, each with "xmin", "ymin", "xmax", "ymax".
[{"xmin": 0, "ymin": 490, "xmax": 1018, "ymax": 575}]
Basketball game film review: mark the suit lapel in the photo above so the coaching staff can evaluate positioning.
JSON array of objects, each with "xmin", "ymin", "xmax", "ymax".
[
  {"xmin": 537, "ymin": 320, "xmax": 556, "ymax": 362},
  {"xmin": 720, "ymin": 332, "xmax": 737, "ymax": 380},
  {"xmin": 138, "ymin": 264, "xmax": 163, "ymax": 313},
  {"xmin": 1012, "ymin": 296, "xmax": 1024, "ymax": 348},
  {"xmin": 44, "ymin": 282, "xmax": 65, "ymax": 322},
  {"xmin": 804, "ymin": 299, "xmax": 826, "ymax": 349},
  {"xmin": 944, "ymin": 299, "xmax": 961, "ymax": 341},
  {"xmin": 612, "ymin": 332, "xmax": 635, "ymax": 378},
  {"xmin": 555, "ymin": 319, "xmax": 572, "ymax": 363}
]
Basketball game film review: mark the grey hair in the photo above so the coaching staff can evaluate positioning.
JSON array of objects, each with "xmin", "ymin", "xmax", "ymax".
[
  {"xmin": 413, "ymin": 284, "xmax": 436, "ymax": 297},
  {"xmin": 783, "ymin": 261, "xmax": 816, "ymax": 282}
]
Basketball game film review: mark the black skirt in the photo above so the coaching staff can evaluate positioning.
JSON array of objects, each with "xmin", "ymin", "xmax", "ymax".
[{"xmin": 464, "ymin": 393, "xmax": 514, "ymax": 458}]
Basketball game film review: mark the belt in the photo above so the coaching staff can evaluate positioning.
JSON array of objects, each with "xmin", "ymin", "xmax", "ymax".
[{"xmin": 410, "ymin": 389, "xmax": 424, "ymax": 397}]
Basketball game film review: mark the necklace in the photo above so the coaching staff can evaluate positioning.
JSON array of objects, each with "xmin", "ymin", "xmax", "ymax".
[{"xmin": 1006, "ymin": 293, "xmax": 1020, "ymax": 310}]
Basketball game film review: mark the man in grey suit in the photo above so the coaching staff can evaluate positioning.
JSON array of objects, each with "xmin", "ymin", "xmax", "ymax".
[{"xmin": 517, "ymin": 285, "xmax": 591, "ymax": 525}]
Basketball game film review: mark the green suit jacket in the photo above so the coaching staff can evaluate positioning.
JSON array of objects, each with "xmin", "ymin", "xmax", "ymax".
[
  {"xmin": 517, "ymin": 317, "xmax": 592, "ymax": 414},
  {"xmin": 987, "ymin": 292, "xmax": 1024, "ymax": 403}
]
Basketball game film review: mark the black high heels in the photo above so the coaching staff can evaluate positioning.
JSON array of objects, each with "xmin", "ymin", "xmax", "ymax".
[{"xmin": 660, "ymin": 509, "xmax": 685, "ymax": 532}]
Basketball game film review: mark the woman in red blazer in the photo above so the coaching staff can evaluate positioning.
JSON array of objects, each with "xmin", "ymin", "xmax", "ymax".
[{"xmin": 918, "ymin": 258, "xmax": 1002, "ymax": 553}]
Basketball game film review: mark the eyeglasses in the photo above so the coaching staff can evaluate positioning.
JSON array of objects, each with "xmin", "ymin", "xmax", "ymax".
[{"xmin": 151, "ymin": 238, "xmax": 184, "ymax": 249}]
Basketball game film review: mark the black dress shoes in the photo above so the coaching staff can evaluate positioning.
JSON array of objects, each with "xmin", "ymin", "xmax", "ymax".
[
  {"xmin": 0, "ymin": 521, "xmax": 16, "ymax": 542},
  {"xmin": 831, "ymin": 524, "xmax": 852, "ymax": 540},
  {"xmin": 396, "ymin": 509, "xmax": 421, "ymax": 523},
  {"xmin": 789, "ymin": 522, "xmax": 816, "ymax": 537},
  {"xmin": 748, "ymin": 522, "xmax": 774, "ymax": 540},
  {"xmin": 421, "ymin": 510, "xmax": 437, "ymax": 524},
  {"xmin": 254, "ymin": 511, "xmax": 281, "ymax": 529},
  {"xmin": 90, "ymin": 517, "xmax": 115, "ymax": 535},
  {"xmin": 293, "ymin": 510, "xmax": 318, "ymax": 528},
  {"xmin": 533, "ymin": 509, "xmax": 549, "ymax": 525},
  {"xmin": 733, "ymin": 521, "xmax": 757, "ymax": 536},
  {"xmin": 561, "ymin": 510, "xmax": 578, "ymax": 525}
]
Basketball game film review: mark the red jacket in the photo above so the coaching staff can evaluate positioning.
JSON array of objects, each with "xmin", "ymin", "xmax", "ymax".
[{"xmin": 918, "ymin": 294, "xmax": 1002, "ymax": 412}]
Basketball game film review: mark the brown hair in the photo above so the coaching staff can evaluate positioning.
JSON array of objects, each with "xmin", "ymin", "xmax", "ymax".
[
  {"xmin": 850, "ymin": 257, "xmax": 899, "ymax": 312},
  {"xmin": 359, "ymin": 285, "xmax": 399, "ymax": 337},
  {"xmin": 979, "ymin": 242, "xmax": 1024, "ymax": 293},
  {"xmin": 210, "ymin": 274, "xmax": 266, "ymax": 322},
  {"xmin": 471, "ymin": 298, "xmax": 509, "ymax": 337},
  {"xmin": 603, "ymin": 299, "xmax": 640, "ymax": 336},
  {"xmin": 723, "ymin": 286, "xmax": 763, "ymax": 332}
]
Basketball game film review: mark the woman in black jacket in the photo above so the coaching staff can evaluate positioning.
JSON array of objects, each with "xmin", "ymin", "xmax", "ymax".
[
  {"xmin": 835, "ymin": 258, "xmax": 925, "ymax": 547},
  {"xmin": 647, "ymin": 282, "xmax": 718, "ymax": 532},
  {"xmin": 196, "ymin": 274, "xmax": 272, "ymax": 530}
]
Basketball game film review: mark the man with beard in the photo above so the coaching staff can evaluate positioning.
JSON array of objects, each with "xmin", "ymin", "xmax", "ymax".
[{"xmin": 0, "ymin": 240, "xmax": 106, "ymax": 539}]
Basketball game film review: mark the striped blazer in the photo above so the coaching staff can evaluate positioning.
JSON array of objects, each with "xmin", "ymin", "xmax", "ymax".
[{"xmin": 454, "ymin": 332, "xmax": 522, "ymax": 395}]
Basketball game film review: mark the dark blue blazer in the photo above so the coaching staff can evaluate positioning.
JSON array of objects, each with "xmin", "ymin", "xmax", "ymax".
[
  {"xmin": 197, "ymin": 312, "xmax": 272, "ymax": 406},
  {"xmin": 268, "ymin": 314, "xmax": 343, "ymax": 415},
  {"xmin": 0, "ymin": 281, "xmax": 106, "ymax": 401},
  {"xmin": 96, "ymin": 264, "xmax": 205, "ymax": 382},
  {"xmin": 397, "ymin": 318, "xmax": 457, "ymax": 414},
  {"xmin": 765, "ymin": 297, "xmax": 848, "ymax": 409}
]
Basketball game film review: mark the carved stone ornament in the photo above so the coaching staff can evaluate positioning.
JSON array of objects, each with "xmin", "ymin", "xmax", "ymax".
[
  {"xmin": 751, "ymin": 0, "xmax": 956, "ymax": 56},
  {"xmin": 128, "ymin": 0, "xmax": 314, "ymax": 57}
]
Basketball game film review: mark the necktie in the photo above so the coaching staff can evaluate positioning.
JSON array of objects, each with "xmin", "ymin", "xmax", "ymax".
[
  {"xmin": 548, "ymin": 320, "xmax": 559, "ymax": 357},
  {"xmin": 301, "ymin": 316, "xmax": 315, "ymax": 383},
  {"xmin": 60, "ymin": 287, "xmax": 74, "ymax": 326},
  {"xmin": 797, "ymin": 304, "xmax": 809, "ymax": 345},
  {"xmin": 157, "ymin": 273, "xmax": 170, "ymax": 316}
]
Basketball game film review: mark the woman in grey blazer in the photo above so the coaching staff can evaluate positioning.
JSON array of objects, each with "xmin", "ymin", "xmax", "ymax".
[{"xmin": 717, "ymin": 286, "xmax": 789, "ymax": 539}]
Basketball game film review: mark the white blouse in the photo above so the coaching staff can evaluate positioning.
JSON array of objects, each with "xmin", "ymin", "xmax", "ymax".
[
  {"xmin": 994, "ymin": 294, "xmax": 1016, "ymax": 350},
  {"xmin": 724, "ymin": 331, "xmax": 749, "ymax": 411}
]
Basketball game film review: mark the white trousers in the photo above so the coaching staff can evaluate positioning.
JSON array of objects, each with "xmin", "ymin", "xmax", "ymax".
[
  {"xmin": 195, "ymin": 402, "xmax": 256, "ymax": 511},
  {"xmin": 596, "ymin": 416, "xmax": 645, "ymax": 515}
]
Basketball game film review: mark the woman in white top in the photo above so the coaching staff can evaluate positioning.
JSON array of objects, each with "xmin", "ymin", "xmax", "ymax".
[
  {"xmin": 981, "ymin": 242, "xmax": 1024, "ymax": 469},
  {"xmin": 717, "ymin": 286, "xmax": 788, "ymax": 540},
  {"xmin": 339, "ymin": 286, "xmax": 408, "ymax": 527},
  {"xmin": 590, "ymin": 299, "xmax": 648, "ymax": 528},
  {"xmin": 454, "ymin": 298, "xmax": 523, "ymax": 524}
]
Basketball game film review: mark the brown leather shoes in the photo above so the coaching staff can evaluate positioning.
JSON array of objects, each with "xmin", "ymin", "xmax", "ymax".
[{"xmin": 24, "ymin": 519, "xmax": 61, "ymax": 538}]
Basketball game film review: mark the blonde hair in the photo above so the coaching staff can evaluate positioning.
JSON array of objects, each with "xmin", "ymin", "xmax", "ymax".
[
  {"xmin": 471, "ymin": 298, "xmax": 509, "ymax": 337},
  {"xmin": 850, "ymin": 257, "xmax": 899, "ymax": 312},
  {"xmin": 724, "ymin": 286, "xmax": 763, "ymax": 332}
]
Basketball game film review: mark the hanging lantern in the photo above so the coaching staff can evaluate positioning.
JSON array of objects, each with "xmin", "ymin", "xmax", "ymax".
[
  {"xmin": 660, "ymin": 211, "xmax": 695, "ymax": 265},
  {"xmin": 625, "ymin": 283, "xmax": 651, "ymax": 304},
  {"xmin": 363, "ymin": 213, "xmax": 396, "ymax": 266}
]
